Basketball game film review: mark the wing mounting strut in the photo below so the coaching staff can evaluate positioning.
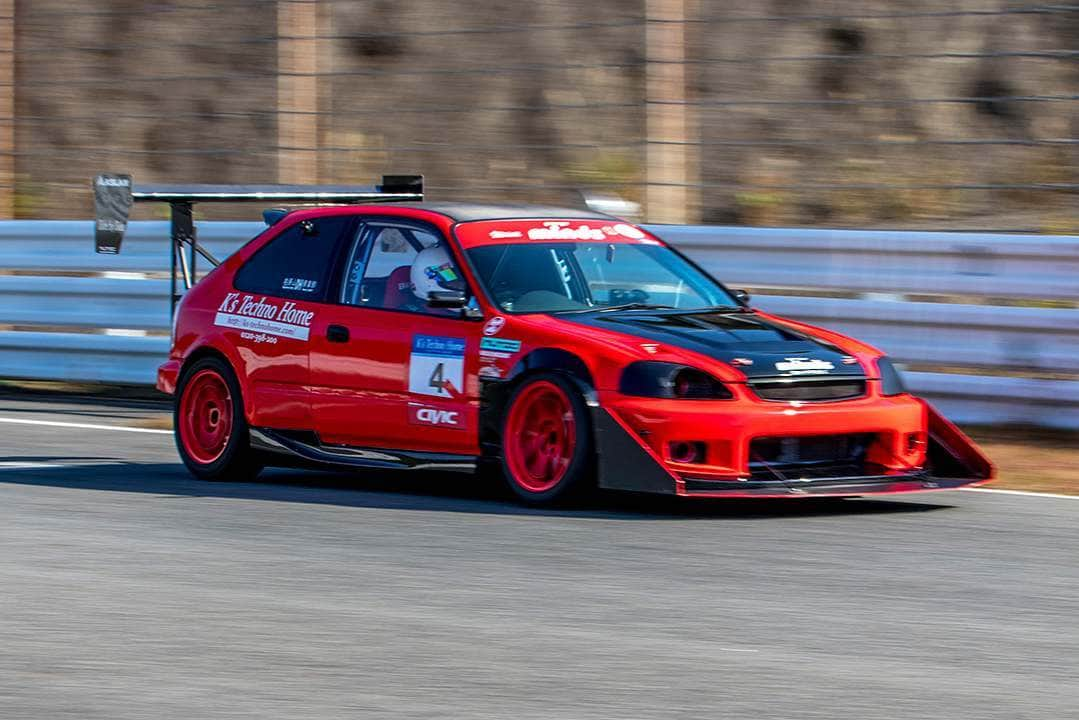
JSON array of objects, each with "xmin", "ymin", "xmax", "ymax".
[{"xmin": 92, "ymin": 173, "xmax": 423, "ymax": 318}]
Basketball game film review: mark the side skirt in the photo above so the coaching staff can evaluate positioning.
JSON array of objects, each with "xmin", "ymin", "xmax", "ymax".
[{"xmin": 250, "ymin": 428, "xmax": 478, "ymax": 474}]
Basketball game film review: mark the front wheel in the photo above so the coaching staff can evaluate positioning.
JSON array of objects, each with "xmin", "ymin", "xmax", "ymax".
[
  {"xmin": 175, "ymin": 356, "xmax": 263, "ymax": 481},
  {"xmin": 500, "ymin": 373, "xmax": 595, "ymax": 504}
]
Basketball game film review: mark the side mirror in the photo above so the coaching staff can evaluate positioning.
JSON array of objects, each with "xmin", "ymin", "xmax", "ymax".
[
  {"xmin": 427, "ymin": 290, "xmax": 468, "ymax": 308},
  {"xmin": 734, "ymin": 288, "xmax": 751, "ymax": 305}
]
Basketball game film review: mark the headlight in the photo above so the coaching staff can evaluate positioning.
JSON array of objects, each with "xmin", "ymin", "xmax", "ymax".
[
  {"xmin": 876, "ymin": 356, "xmax": 907, "ymax": 396},
  {"xmin": 620, "ymin": 362, "xmax": 733, "ymax": 399}
]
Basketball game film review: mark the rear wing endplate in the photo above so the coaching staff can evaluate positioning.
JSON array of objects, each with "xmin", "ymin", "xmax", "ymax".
[{"xmin": 93, "ymin": 173, "xmax": 422, "ymax": 315}]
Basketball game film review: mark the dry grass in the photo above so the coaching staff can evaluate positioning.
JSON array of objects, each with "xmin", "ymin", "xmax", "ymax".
[
  {"xmin": 967, "ymin": 426, "xmax": 1079, "ymax": 496},
  {"xmin": 131, "ymin": 415, "xmax": 173, "ymax": 431}
]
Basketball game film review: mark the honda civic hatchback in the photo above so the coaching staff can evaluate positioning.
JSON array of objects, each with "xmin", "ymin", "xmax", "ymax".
[{"xmin": 156, "ymin": 203, "xmax": 994, "ymax": 503}]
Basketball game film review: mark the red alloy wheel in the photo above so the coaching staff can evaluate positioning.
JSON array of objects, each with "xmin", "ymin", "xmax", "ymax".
[
  {"xmin": 179, "ymin": 369, "xmax": 234, "ymax": 465},
  {"xmin": 504, "ymin": 380, "xmax": 578, "ymax": 493}
]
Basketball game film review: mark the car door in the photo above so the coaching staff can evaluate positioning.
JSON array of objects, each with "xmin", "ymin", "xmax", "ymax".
[
  {"xmin": 222, "ymin": 214, "xmax": 355, "ymax": 430},
  {"xmin": 309, "ymin": 218, "xmax": 484, "ymax": 455}
]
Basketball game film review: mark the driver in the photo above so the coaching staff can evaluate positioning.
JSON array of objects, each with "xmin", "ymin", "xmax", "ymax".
[{"xmin": 410, "ymin": 244, "xmax": 467, "ymax": 309}]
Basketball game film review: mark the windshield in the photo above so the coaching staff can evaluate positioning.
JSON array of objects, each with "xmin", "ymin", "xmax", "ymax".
[{"xmin": 466, "ymin": 242, "xmax": 739, "ymax": 313}]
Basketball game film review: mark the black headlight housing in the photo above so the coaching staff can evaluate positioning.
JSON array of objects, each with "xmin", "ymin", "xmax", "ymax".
[
  {"xmin": 876, "ymin": 356, "xmax": 907, "ymax": 396},
  {"xmin": 620, "ymin": 362, "xmax": 733, "ymax": 399}
]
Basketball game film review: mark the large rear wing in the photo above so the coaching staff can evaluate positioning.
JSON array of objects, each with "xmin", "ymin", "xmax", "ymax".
[{"xmin": 92, "ymin": 173, "xmax": 422, "ymax": 315}]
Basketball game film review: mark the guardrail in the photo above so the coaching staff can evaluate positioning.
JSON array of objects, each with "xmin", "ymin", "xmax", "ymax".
[
  {"xmin": 0, "ymin": 220, "xmax": 1077, "ymax": 428},
  {"xmin": 0, "ymin": 221, "xmax": 252, "ymax": 273},
  {"xmin": 666, "ymin": 225, "xmax": 1079, "ymax": 300}
]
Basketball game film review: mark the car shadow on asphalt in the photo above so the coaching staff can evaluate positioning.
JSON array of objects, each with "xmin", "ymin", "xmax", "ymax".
[{"xmin": 0, "ymin": 458, "xmax": 956, "ymax": 520}]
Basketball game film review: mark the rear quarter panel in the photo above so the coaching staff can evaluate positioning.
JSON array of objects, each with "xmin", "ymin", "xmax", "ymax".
[{"xmin": 170, "ymin": 239, "xmax": 314, "ymax": 429}]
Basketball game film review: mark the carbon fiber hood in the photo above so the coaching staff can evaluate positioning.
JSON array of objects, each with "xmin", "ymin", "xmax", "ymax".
[{"xmin": 560, "ymin": 308, "xmax": 865, "ymax": 379}]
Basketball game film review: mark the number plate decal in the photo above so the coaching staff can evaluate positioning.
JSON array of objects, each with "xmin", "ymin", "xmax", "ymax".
[{"xmin": 409, "ymin": 335, "xmax": 466, "ymax": 398}]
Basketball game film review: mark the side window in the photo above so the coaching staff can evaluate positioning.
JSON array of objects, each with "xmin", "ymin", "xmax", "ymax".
[
  {"xmin": 340, "ymin": 222, "xmax": 465, "ymax": 316},
  {"xmin": 234, "ymin": 216, "xmax": 351, "ymax": 301}
]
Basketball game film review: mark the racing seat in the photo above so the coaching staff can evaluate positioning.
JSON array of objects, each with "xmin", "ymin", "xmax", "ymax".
[{"xmin": 381, "ymin": 265, "xmax": 413, "ymax": 309}]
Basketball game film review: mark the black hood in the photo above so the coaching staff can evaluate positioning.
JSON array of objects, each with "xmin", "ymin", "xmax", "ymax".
[{"xmin": 561, "ymin": 309, "xmax": 865, "ymax": 379}]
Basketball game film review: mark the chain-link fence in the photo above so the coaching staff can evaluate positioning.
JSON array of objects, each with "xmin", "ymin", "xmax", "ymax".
[{"xmin": 5, "ymin": 0, "xmax": 1077, "ymax": 229}]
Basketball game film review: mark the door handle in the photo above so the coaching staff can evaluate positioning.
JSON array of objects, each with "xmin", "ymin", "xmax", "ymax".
[{"xmin": 326, "ymin": 324, "xmax": 350, "ymax": 343}]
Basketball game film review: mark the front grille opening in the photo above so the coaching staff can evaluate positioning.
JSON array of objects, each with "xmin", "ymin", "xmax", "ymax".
[
  {"xmin": 749, "ymin": 433, "xmax": 874, "ymax": 480},
  {"xmin": 749, "ymin": 378, "xmax": 866, "ymax": 402}
]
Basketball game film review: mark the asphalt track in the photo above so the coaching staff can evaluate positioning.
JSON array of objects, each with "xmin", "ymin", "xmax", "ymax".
[{"xmin": 1, "ymin": 393, "xmax": 1077, "ymax": 720}]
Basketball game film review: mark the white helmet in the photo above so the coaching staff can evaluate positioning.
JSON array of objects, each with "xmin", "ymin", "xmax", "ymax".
[{"xmin": 411, "ymin": 245, "xmax": 465, "ymax": 301}]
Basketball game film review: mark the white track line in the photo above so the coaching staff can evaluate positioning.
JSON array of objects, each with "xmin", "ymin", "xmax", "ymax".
[
  {"xmin": 963, "ymin": 487, "xmax": 1079, "ymax": 501},
  {"xmin": 0, "ymin": 416, "xmax": 171, "ymax": 435},
  {"xmin": 0, "ymin": 461, "xmax": 62, "ymax": 470}
]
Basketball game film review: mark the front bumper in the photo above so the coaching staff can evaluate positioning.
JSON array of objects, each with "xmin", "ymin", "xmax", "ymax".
[{"xmin": 592, "ymin": 390, "xmax": 992, "ymax": 498}]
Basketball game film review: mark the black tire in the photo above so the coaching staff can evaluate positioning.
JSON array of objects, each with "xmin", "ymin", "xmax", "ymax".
[
  {"xmin": 174, "ymin": 356, "xmax": 263, "ymax": 482},
  {"xmin": 499, "ymin": 372, "xmax": 596, "ymax": 504}
]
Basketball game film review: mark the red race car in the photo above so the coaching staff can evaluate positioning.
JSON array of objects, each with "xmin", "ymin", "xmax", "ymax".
[{"xmin": 96, "ymin": 175, "xmax": 994, "ymax": 503}]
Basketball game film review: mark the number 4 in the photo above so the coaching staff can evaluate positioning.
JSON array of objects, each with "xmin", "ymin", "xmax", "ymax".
[{"xmin": 429, "ymin": 363, "xmax": 445, "ymax": 392}]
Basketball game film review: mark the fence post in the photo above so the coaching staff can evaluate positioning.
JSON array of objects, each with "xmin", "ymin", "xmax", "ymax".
[
  {"xmin": 0, "ymin": 0, "xmax": 13, "ymax": 219},
  {"xmin": 277, "ymin": 0, "xmax": 320, "ymax": 184},
  {"xmin": 645, "ymin": 0, "xmax": 695, "ymax": 224}
]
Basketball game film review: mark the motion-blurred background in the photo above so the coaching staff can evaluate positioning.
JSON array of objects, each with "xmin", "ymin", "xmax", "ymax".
[
  {"xmin": 0, "ymin": 1, "xmax": 1075, "ymax": 489},
  {"xmin": 3, "ymin": 0, "xmax": 1076, "ymax": 228}
]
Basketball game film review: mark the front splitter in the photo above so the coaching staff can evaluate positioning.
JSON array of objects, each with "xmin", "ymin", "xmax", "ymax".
[{"xmin": 679, "ymin": 474, "xmax": 986, "ymax": 498}]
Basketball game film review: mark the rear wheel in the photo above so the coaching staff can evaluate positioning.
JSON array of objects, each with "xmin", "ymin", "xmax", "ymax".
[
  {"xmin": 175, "ymin": 356, "xmax": 262, "ymax": 481},
  {"xmin": 501, "ymin": 373, "xmax": 594, "ymax": 504}
]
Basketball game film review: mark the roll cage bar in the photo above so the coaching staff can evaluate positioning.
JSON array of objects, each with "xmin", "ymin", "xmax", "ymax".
[{"xmin": 92, "ymin": 173, "xmax": 423, "ymax": 318}]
